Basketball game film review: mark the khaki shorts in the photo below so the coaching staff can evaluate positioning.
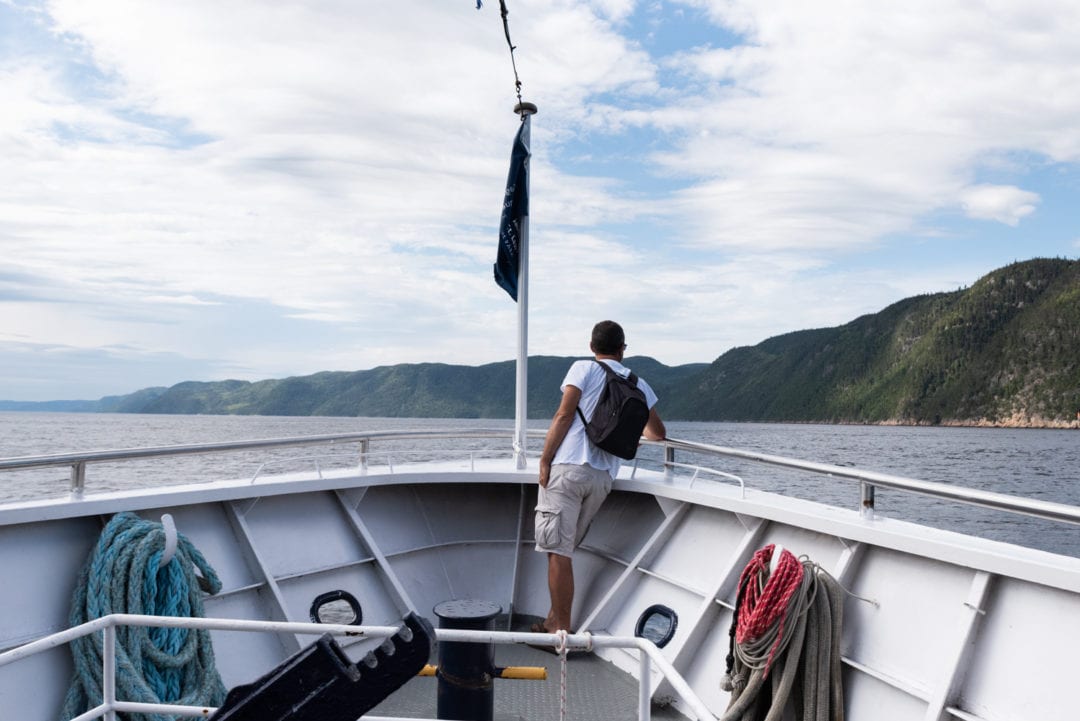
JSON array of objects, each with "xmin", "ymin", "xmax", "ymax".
[{"xmin": 535, "ymin": 463, "xmax": 613, "ymax": 557}]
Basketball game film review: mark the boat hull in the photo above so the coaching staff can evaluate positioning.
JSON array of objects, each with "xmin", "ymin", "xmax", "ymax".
[{"xmin": 1, "ymin": 459, "xmax": 1078, "ymax": 720}]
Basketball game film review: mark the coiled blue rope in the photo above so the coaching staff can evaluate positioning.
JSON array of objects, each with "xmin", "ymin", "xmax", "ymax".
[{"xmin": 60, "ymin": 512, "xmax": 227, "ymax": 721}]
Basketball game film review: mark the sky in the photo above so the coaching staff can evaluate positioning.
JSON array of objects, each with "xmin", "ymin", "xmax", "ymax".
[{"xmin": 1, "ymin": 0, "xmax": 1078, "ymax": 401}]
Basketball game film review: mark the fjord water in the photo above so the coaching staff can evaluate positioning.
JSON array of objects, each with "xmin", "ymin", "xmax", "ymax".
[{"xmin": 1, "ymin": 412, "xmax": 1077, "ymax": 557}]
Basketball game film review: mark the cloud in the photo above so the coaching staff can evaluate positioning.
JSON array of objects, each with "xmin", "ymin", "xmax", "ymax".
[
  {"xmin": 959, "ymin": 184, "xmax": 1040, "ymax": 225},
  {"xmin": 586, "ymin": 0, "xmax": 637, "ymax": 23},
  {"xmin": 2, "ymin": 1, "xmax": 654, "ymax": 311},
  {"xmin": 1, "ymin": 1, "xmax": 1078, "ymax": 400},
  {"xmin": 650, "ymin": 0, "xmax": 1080, "ymax": 247},
  {"xmin": 0, "ymin": 340, "xmax": 237, "ymax": 400}
]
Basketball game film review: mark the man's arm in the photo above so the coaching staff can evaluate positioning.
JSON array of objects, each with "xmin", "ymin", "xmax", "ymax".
[
  {"xmin": 642, "ymin": 407, "xmax": 666, "ymax": 441},
  {"xmin": 539, "ymin": 385, "xmax": 582, "ymax": 487}
]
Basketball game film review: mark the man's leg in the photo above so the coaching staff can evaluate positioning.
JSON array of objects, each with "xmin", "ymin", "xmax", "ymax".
[
  {"xmin": 547, "ymin": 552, "xmax": 574, "ymax": 632},
  {"xmin": 545, "ymin": 466, "xmax": 611, "ymax": 633}
]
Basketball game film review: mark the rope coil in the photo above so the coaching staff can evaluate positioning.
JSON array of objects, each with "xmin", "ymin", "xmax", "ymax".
[
  {"xmin": 734, "ymin": 546, "xmax": 805, "ymax": 674},
  {"xmin": 720, "ymin": 544, "xmax": 845, "ymax": 721},
  {"xmin": 60, "ymin": 512, "xmax": 227, "ymax": 721}
]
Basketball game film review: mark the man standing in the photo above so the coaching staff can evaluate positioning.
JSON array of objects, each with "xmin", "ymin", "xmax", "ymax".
[{"xmin": 534, "ymin": 320, "xmax": 666, "ymax": 635}]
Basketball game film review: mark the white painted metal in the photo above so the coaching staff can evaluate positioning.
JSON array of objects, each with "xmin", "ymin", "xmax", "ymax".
[
  {"xmin": 660, "ymin": 514, "xmax": 767, "ymax": 704},
  {"xmin": 2, "ymin": 431, "xmax": 1080, "ymax": 721},
  {"xmin": 661, "ymin": 438, "xmax": 1080, "ymax": 525},
  {"xmin": 334, "ymin": 489, "xmax": 419, "ymax": 615},
  {"xmin": 159, "ymin": 513, "xmax": 178, "ymax": 568},
  {"xmin": 923, "ymin": 572, "xmax": 992, "ymax": 721},
  {"xmin": 512, "ymin": 111, "xmax": 532, "ymax": 471},
  {"xmin": 578, "ymin": 502, "xmax": 689, "ymax": 632},
  {"xmin": 639, "ymin": 652, "xmax": 652, "ymax": 721},
  {"xmin": 224, "ymin": 500, "xmax": 300, "ymax": 652},
  {"xmin": 506, "ymin": 486, "xmax": 528, "ymax": 629},
  {"xmin": 102, "ymin": 625, "xmax": 116, "ymax": 721},
  {"xmin": 955, "ymin": 577, "xmax": 1080, "ymax": 719},
  {"xmin": 5, "ymin": 614, "xmax": 713, "ymax": 721}
]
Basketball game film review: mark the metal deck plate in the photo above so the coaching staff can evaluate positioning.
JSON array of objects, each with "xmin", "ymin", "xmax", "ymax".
[{"xmin": 370, "ymin": 619, "xmax": 687, "ymax": 721}]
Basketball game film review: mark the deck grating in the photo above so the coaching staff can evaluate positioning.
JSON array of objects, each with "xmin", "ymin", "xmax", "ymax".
[{"xmin": 369, "ymin": 619, "xmax": 687, "ymax": 721}]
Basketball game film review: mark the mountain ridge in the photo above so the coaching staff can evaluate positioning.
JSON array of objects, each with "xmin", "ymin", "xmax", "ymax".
[
  {"xmin": 666, "ymin": 257, "xmax": 1080, "ymax": 427},
  {"xmin": 4, "ymin": 258, "xmax": 1078, "ymax": 428}
]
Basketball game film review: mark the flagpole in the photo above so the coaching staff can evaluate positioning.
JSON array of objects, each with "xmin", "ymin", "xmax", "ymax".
[{"xmin": 513, "ymin": 101, "xmax": 536, "ymax": 470}]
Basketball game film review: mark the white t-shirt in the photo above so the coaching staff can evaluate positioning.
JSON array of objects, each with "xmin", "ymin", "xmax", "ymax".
[{"xmin": 552, "ymin": 358, "xmax": 659, "ymax": 478}]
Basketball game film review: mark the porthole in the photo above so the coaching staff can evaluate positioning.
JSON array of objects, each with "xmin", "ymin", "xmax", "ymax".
[
  {"xmin": 634, "ymin": 604, "xmax": 678, "ymax": 648},
  {"xmin": 309, "ymin": 590, "xmax": 363, "ymax": 626}
]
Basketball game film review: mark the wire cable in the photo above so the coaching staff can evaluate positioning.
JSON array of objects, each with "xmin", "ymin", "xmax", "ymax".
[{"xmin": 498, "ymin": 0, "xmax": 525, "ymax": 109}]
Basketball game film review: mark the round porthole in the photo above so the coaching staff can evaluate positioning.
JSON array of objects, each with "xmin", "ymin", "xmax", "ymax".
[
  {"xmin": 634, "ymin": 604, "xmax": 678, "ymax": 648},
  {"xmin": 309, "ymin": 590, "xmax": 363, "ymax": 626}
]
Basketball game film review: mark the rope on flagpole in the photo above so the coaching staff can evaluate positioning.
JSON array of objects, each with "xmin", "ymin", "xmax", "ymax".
[{"xmin": 497, "ymin": 0, "xmax": 526, "ymax": 113}]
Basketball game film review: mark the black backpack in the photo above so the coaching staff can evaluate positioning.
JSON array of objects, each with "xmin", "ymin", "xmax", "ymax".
[{"xmin": 576, "ymin": 359, "xmax": 651, "ymax": 460}]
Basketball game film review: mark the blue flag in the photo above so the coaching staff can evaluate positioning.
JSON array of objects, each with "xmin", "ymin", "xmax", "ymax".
[{"xmin": 494, "ymin": 116, "xmax": 530, "ymax": 301}]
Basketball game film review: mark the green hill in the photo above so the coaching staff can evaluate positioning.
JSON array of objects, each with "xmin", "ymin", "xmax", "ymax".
[
  {"xmin": 94, "ymin": 356, "xmax": 707, "ymax": 419},
  {"xmin": 668, "ymin": 258, "xmax": 1080, "ymax": 425},
  {"xmin": 5, "ymin": 258, "xmax": 1079, "ymax": 426}
]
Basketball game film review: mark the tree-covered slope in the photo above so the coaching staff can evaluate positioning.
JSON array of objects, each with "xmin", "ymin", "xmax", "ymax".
[
  {"xmin": 669, "ymin": 258, "xmax": 1080, "ymax": 424},
  {"xmin": 116, "ymin": 356, "xmax": 706, "ymax": 419},
  {"xmin": 5, "ymin": 258, "xmax": 1077, "ymax": 426}
]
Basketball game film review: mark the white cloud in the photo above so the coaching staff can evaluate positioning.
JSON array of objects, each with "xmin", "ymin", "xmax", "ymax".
[
  {"xmin": 586, "ymin": 0, "xmax": 637, "ymax": 23},
  {"xmin": 959, "ymin": 184, "xmax": 1040, "ymax": 226},
  {"xmin": 1, "ymin": 2, "xmax": 653, "ymax": 358},
  {"xmin": 653, "ymin": 0, "xmax": 1080, "ymax": 247},
  {"xmin": 0, "ymin": 339, "xmax": 240, "ymax": 400},
  {"xmin": 1, "ymin": 1, "xmax": 1078, "ymax": 400}
]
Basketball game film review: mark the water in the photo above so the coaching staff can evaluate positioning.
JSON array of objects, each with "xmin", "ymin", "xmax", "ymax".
[
  {"xmin": 665, "ymin": 422, "xmax": 1080, "ymax": 556},
  {"xmin": 2, "ymin": 413, "xmax": 1078, "ymax": 557},
  {"xmin": 0, "ymin": 413, "xmax": 512, "ymax": 500}
]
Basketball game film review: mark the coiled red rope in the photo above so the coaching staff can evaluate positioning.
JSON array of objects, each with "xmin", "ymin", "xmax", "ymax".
[
  {"xmin": 720, "ymin": 544, "xmax": 845, "ymax": 721},
  {"xmin": 734, "ymin": 544, "xmax": 805, "ymax": 672}
]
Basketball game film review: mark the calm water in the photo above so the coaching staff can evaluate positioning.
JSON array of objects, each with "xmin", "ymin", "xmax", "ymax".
[{"xmin": 2, "ymin": 413, "xmax": 1078, "ymax": 557}]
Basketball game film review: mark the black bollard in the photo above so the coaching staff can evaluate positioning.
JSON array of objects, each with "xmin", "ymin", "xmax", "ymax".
[{"xmin": 433, "ymin": 599, "xmax": 502, "ymax": 721}]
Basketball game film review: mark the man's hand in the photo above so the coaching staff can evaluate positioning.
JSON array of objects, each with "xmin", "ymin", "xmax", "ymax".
[
  {"xmin": 642, "ymin": 407, "xmax": 666, "ymax": 441},
  {"xmin": 539, "ymin": 458, "xmax": 552, "ymax": 488}
]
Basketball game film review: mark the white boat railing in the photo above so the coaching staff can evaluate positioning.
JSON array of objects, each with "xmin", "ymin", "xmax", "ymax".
[
  {"xmin": 0, "ymin": 429, "xmax": 529, "ymax": 496},
  {"xmin": 248, "ymin": 448, "xmax": 510, "ymax": 482},
  {"xmin": 655, "ymin": 437, "xmax": 1080, "ymax": 526},
  {"xmin": 633, "ymin": 459, "xmax": 746, "ymax": 496},
  {"xmin": 1, "ymin": 428, "xmax": 1079, "ymax": 528},
  {"xmin": 0, "ymin": 613, "xmax": 717, "ymax": 721}
]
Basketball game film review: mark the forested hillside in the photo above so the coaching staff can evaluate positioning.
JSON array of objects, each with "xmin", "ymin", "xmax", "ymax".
[
  {"xmin": 8, "ymin": 356, "xmax": 705, "ymax": 419},
  {"xmin": 5, "ymin": 258, "xmax": 1078, "ymax": 427},
  {"xmin": 667, "ymin": 258, "xmax": 1080, "ymax": 425}
]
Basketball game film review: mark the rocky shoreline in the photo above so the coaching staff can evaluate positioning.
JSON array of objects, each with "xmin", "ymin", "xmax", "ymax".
[{"xmin": 878, "ymin": 413, "xmax": 1080, "ymax": 429}]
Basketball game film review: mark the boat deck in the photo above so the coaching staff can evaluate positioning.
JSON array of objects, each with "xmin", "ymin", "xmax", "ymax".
[
  {"xmin": 371, "ymin": 639, "xmax": 686, "ymax": 721},
  {"xmin": 4, "ymin": 430, "xmax": 1080, "ymax": 721}
]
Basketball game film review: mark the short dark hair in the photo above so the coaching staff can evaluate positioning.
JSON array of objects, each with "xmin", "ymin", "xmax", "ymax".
[{"xmin": 591, "ymin": 320, "xmax": 625, "ymax": 355}]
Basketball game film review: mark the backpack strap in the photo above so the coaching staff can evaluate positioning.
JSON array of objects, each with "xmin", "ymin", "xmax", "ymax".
[
  {"xmin": 593, "ymin": 357, "xmax": 638, "ymax": 385},
  {"xmin": 591, "ymin": 358, "xmax": 633, "ymax": 379},
  {"xmin": 576, "ymin": 359, "xmax": 636, "ymax": 425}
]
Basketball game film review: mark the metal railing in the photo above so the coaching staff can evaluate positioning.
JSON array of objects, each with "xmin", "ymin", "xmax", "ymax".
[
  {"xmin": 0, "ymin": 429, "xmax": 538, "ymax": 496},
  {"xmin": 2, "ymin": 429, "xmax": 1079, "ymax": 528},
  {"xmin": 654, "ymin": 438, "xmax": 1080, "ymax": 527},
  {"xmin": 0, "ymin": 614, "xmax": 717, "ymax": 721}
]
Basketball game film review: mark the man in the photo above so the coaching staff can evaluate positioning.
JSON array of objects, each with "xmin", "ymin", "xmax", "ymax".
[{"xmin": 534, "ymin": 320, "xmax": 666, "ymax": 635}]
